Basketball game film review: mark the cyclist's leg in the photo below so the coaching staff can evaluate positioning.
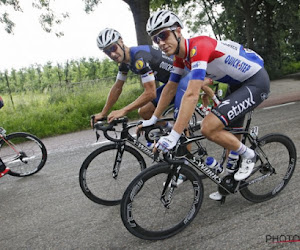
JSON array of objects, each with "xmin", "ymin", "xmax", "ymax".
[
  {"xmin": 138, "ymin": 102, "xmax": 156, "ymax": 120},
  {"xmin": 139, "ymin": 83, "xmax": 175, "ymax": 131},
  {"xmin": 138, "ymin": 83, "xmax": 166, "ymax": 119},
  {"xmin": 202, "ymin": 68, "xmax": 270, "ymax": 180}
]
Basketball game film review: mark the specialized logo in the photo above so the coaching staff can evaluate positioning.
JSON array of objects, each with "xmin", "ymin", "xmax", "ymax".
[
  {"xmin": 218, "ymin": 99, "xmax": 230, "ymax": 109},
  {"xmin": 135, "ymin": 59, "xmax": 145, "ymax": 70},
  {"xmin": 224, "ymin": 55, "xmax": 251, "ymax": 73},
  {"xmin": 227, "ymin": 87, "xmax": 255, "ymax": 120},
  {"xmin": 190, "ymin": 46, "xmax": 197, "ymax": 58}
]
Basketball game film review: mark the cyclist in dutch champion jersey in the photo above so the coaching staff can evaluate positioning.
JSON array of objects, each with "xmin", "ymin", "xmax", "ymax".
[
  {"xmin": 146, "ymin": 10, "xmax": 270, "ymax": 200},
  {"xmin": 93, "ymin": 28, "xmax": 210, "ymax": 127}
]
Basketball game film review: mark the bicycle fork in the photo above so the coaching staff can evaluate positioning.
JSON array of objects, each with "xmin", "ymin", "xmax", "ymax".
[
  {"xmin": 160, "ymin": 165, "xmax": 181, "ymax": 208},
  {"xmin": 112, "ymin": 143, "xmax": 126, "ymax": 178}
]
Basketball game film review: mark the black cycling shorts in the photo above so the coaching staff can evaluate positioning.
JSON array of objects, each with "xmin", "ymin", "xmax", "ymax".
[{"xmin": 212, "ymin": 68, "xmax": 270, "ymax": 128}]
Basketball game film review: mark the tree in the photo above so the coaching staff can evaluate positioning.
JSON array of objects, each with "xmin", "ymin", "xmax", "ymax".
[
  {"xmin": 0, "ymin": 0, "xmax": 69, "ymax": 37},
  {"xmin": 123, "ymin": 0, "xmax": 152, "ymax": 45},
  {"xmin": 84, "ymin": 0, "xmax": 152, "ymax": 45}
]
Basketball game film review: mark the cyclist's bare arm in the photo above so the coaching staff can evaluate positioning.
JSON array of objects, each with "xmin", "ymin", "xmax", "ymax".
[
  {"xmin": 107, "ymin": 80, "xmax": 156, "ymax": 123},
  {"xmin": 201, "ymin": 78, "xmax": 220, "ymax": 107},
  {"xmin": 173, "ymin": 79, "xmax": 203, "ymax": 134}
]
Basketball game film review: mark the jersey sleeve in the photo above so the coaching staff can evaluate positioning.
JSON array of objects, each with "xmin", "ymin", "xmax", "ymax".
[
  {"xmin": 117, "ymin": 63, "xmax": 129, "ymax": 81},
  {"xmin": 169, "ymin": 56, "xmax": 185, "ymax": 83},
  {"xmin": 189, "ymin": 37, "xmax": 217, "ymax": 81},
  {"xmin": 133, "ymin": 55, "xmax": 156, "ymax": 84}
]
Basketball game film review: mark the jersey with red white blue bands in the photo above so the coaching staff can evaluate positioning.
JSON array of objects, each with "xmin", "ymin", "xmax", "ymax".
[
  {"xmin": 170, "ymin": 36, "xmax": 264, "ymax": 86},
  {"xmin": 118, "ymin": 45, "xmax": 175, "ymax": 84}
]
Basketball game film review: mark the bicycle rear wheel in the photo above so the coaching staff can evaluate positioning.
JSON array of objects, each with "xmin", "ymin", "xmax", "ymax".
[
  {"xmin": 79, "ymin": 143, "xmax": 146, "ymax": 206},
  {"xmin": 0, "ymin": 132, "xmax": 47, "ymax": 177},
  {"xmin": 240, "ymin": 133, "xmax": 297, "ymax": 203},
  {"xmin": 120, "ymin": 162, "xmax": 203, "ymax": 240}
]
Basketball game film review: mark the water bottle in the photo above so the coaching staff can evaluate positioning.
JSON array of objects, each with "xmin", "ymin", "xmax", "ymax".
[
  {"xmin": 226, "ymin": 151, "xmax": 239, "ymax": 173},
  {"xmin": 206, "ymin": 156, "xmax": 223, "ymax": 174}
]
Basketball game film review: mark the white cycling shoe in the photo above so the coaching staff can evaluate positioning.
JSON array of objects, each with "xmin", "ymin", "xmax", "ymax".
[
  {"xmin": 209, "ymin": 191, "xmax": 223, "ymax": 201},
  {"xmin": 234, "ymin": 155, "xmax": 257, "ymax": 181}
]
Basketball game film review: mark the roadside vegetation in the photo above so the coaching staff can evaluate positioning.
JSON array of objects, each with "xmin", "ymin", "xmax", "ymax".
[{"xmin": 0, "ymin": 75, "xmax": 143, "ymax": 138}]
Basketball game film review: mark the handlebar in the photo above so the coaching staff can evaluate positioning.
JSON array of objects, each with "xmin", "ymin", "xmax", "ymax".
[
  {"xmin": 91, "ymin": 116, "xmax": 173, "ymax": 143},
  {"xmin": 92, "ymin": 116, "xmax": 128, "ymax": 142}
]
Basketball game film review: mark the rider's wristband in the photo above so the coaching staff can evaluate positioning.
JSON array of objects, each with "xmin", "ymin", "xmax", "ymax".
[
  {"xmin": 169, "ymin": 129, "xmax": 181, "ymax": 142},
  {"xmin": 149, "ymin": 115, "xmax": 158, "ymax": 124}
]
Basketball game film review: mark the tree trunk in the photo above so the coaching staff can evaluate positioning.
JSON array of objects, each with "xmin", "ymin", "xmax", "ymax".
[{"xmin": 123, "ymin": 0, "xmax": 152, "ymax": 45}]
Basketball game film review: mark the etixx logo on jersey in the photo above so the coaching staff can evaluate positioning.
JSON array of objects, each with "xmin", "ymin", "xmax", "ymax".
[
  {"xmin": 135, "ymin": 58, "xmax": 145, "ymax": 70},
  {"xmin": 190, "ymin": 46, "xmax": 197, "ymax": 58}
]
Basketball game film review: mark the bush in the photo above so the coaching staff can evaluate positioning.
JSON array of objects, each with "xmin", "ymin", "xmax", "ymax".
[{"xmin": 0, "ymin": 79, "xmax": 142, "ymax": 138}]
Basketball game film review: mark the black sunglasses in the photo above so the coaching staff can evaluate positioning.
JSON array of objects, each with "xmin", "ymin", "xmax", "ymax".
[{"xmin": 103, "ymin": 44, "xmax": 118, "ymax": 55}]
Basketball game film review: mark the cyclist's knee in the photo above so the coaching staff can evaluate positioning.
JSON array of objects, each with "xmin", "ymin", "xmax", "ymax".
[
  {"xmin": 138, "ymin": 104, "xmax": 154, "ymax": 120},
  {"xmin": 201, "ymin": 115, "xmax": 223, "ymax": 140}
]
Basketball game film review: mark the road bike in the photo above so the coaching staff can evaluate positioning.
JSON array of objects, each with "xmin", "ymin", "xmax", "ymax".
[
  {"xmin": 79, "ymin": 82, "xmax": 225, "ymax": 206},
  {"xmin": 0, "ymin": 127, "xmax": 47, "ymax": 177},
  {"xmin": 79, "ymin": 116, "xmax": 177, "ymax": 206},
  {"xmin": 120, "ymin": 110, "xmax": 297, "ymax": 240}
]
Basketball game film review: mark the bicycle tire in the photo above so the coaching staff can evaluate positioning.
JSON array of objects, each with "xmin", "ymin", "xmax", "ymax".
[
  {"xmin": 0, "ymin": 132, "xmax": 47, "ymax": 177},
  {"xmin": 79, "ymin": 143, "xmax": 146, "ymax": 206},
  {"xmin": 240, "ymin": 133, "xmax": 297, "ymax": 203},
  {"xmin": 120, "ymin": 162, "xmax": 203, "ymax": 240}
]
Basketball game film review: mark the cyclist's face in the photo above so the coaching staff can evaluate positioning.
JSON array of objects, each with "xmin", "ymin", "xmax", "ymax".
[
  {"xmin": 103, "ymin": 43, "xmax": 123, "ymax": 62},
  {"xmin": 152, "ymin": 28, "xmax": 178, "ymax": 56}
]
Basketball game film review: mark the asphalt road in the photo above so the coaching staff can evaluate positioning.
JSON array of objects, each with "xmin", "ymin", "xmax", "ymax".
[{"xmin": 1, "ymin": 102, "xmax": 300, "ymax": 250}]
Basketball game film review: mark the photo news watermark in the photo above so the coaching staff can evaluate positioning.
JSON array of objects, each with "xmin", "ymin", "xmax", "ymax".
[{"xmin": 266, "ymin": 235, "xmax": 300, "ymax": 243}]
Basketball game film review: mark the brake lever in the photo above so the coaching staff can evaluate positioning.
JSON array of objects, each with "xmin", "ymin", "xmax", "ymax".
[
  {"xmin": 91, "ymin": 115, "xmax": 95, "ymax": 129},
  {"xmin": 90, "ymin": 115, "xmax": 99, "ymax": 141},
  {"xmin": 153, "ymin": 150, "xmax": 159, "ymax": 162}
]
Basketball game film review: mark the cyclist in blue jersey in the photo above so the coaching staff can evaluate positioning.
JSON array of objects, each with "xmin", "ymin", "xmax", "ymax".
[
  {"xmin": 91, "ymin": 28, "xmax": 214, "ymax": 127},
  {"xmin": 145, "ymin": 10, "xmax": 270, "ymax": 200},
  {"xmin": 0, "ymin": 96, "xmax": 10, "ymax": 178}
]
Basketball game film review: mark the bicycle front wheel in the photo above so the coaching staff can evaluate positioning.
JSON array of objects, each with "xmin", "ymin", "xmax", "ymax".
[
  {"xmin": 0, "ymin": 132, "xmax": 47, "ymax": 177},
  {"xmin": 240, "ymin": 133, "xmax": 297, "ymax": 203},
  {"xmin": 79, "ymin": 143, "xmax": 146, "ymax": 206},
  {"xmin": 121, "ymin": 162, "xmax": 203, "ymax": 240}
]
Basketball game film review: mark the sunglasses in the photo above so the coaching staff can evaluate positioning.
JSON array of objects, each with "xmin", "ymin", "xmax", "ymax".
[
  {"xmin": 103, "ymin": 44, "xmax": 118, "ymax": 55},
  {"xmin": 152, "ymin": 28, "xmax": 175, "ymax": 44}
]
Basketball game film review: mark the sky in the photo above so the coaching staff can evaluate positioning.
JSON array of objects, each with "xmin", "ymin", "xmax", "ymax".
[
  {"xmin": 0, "ymin": 0, "xmax": 138, "ymax": 71},
  {"xmin": 0, "ymin": 0, "xmax": 211, "ymax": 72}
]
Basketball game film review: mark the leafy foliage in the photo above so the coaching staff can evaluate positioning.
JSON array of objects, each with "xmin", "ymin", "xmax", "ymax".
[{"xmin": 0, "ymin": 57, "xmax": 119, "ymax": 94}]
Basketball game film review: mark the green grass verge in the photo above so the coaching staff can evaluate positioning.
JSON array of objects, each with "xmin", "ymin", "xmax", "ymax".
[{"xmin": 1, "ymin": 81, "xmax": 228, "ymax": 139}]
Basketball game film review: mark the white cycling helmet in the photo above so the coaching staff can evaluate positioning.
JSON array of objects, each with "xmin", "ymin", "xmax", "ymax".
[
  {"xmin": 146, "ymin": 10, "xmax": 183, "ymax": 36},
  {"xmin": 96, "ymin": 28, "xmax": 121, "ymax": 50}
]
